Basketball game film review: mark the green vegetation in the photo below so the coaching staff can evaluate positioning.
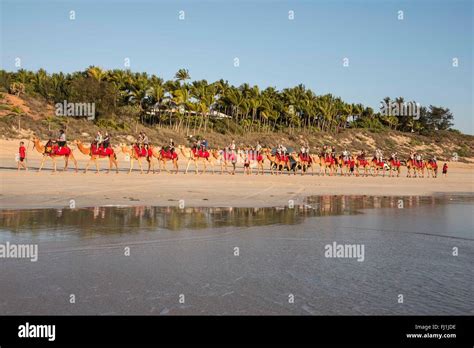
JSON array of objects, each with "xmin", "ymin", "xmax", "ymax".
[{"xmin": 0, "ymin": 67, "xmax": 455, "ymax": 136}]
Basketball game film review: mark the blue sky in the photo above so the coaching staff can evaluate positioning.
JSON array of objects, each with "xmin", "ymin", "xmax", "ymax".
[{"xmin": 1, "ymin": 0, "xmax": 472, "ymax": 133}]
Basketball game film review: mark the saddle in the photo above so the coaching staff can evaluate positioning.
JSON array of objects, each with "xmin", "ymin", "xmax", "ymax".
[
  {"xmin": 192, "ymin": 148, "xmax": 210, "ymax": 158},
  {"xmin": 91, "ymin": 145, "xmax": 113, "ymax": 156},
  {"xmin": 299, "ymin": 153, "xmax": 311, "ymax": 163},
  {"xmin": 160, "ymin": 149, "xmax": 177, "ymax": 160},
  {"xmin": 133, "ymin": 145, "xmax": 148, "ymax": 157},
  {"xmin": 51, "ymin": 145, "xmax": 71, "ymax": 156}
]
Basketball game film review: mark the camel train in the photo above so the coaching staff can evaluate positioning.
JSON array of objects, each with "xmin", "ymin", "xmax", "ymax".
[{"xmin": 25, "ymin": 137, "xmax": 439, "ymax": 178}]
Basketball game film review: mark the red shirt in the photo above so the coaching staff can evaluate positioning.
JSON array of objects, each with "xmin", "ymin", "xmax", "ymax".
[{"xmin": 19, "ymin": 146, "xmax": 26, "ymax": 158}]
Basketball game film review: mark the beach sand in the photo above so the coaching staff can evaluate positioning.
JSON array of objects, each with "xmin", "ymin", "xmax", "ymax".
[{"xmin": 0, "ymin": 139, "xmax": 473, "ymax": 209}]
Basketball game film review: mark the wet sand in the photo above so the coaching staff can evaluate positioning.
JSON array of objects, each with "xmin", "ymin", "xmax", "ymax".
[{"xmin": 1, "ymin": 198, "xmax": 473, "ymax": 315}]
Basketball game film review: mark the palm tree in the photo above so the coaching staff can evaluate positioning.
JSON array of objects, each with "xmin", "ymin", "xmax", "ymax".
[{"xmin": 174, "ymin": 69, "xmax": 190, "ymax": 86}]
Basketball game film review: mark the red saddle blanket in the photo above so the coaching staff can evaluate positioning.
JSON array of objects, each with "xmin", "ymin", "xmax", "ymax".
[
  {"xmin": 192, "ymin": 148, "xmax": 210, "ymax": 158},
  {"xmin": 410, "ymin": 160, "xmax": 424, "ymax": 168},
  {"xmin": 358, "ymin": 158, "xmax": 368, "ymax": 166},
  {"xmin": 342, "ymin": 158, "xmax": 351, "ymax": 165},
  {"xmin": 428, "ymin": 161, "xmax": 438, "ymax": 169},
  {"xmin": 299, "ymin": 154, "xmax": 312, "ymax": 163},
  {"xmin": 51, "ymin": 145, "xmax": 71, "ymax": 156},
  {"xmin": 276, "ymin": 154, "xmax": 289, "ymax": 162},
  {"xmin": 324, "ymin": 156, "xmax": 335, "ymax": 164},
  {"xmin": 91, "ymin": 145, "xmax": 113, "ymax": 156},
  {"xmin": 248, "ymin": 153, "xmax": 263, "ymax": 161},
  {"xmin": 374, "ymin": 160, "xmax": 385, "ymax": 167},
  {"xmin": 221, "ymin": 151, "xmax": 237, "ymax": 161},
  {"xmin": 390, "ymin": 159, "xmax": 401, "ymax": 167},
  {"xmin": 133, "ymin": 146, "xmax": 151, "ymax": 157},
  {"xmin": 160, "ymin": 149, "xmax": 178, "ymax": 160}
]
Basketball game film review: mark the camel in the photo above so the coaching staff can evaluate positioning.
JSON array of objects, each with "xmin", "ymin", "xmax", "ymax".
[
  {"xmin": 74, "ymin": 140, "xmax": 119, "ymax": 174},
  {"xmin": 32, "ymin": 136, "xmax": 78, "ymax": 173},
  {"xmin": 291, "ymin": 152, "xmax": 313, "ymax": 176},
  {"xmin": 337, "ymin": 155, "xmax": 354, "ymax": 176},
  {"xmin": 120, "ymin": 144, "xmax": 152, "ymax": 174},
  {"xmin": 388, "ymin": 158, "xmax": 402, "ymax": 178},
  {"xmin": 425, "ymin": 159, "xmax": 438, "ymax": 178},
  {"xmin": 155, "ymin": 146, "xmax": 179, "ymax": 174},
  {"xmin": 406, "ymin": 158, "xmax": 425, "ymax": 178},
  {"xmin": 179, "ymin": 145, "xmax": 215, "ymax": 174},
  {"xmin": 353, "ymin": 156, "xmax": 370, "ymax": 177},
  {"xmin": 264, "ymin": 149, "xmax": 291, "ymax": 175},
  {"xmin": 314, "ymin": 153, "xmax": 336, "ymax": 176},
  {"xmin": 369, "ymin": 157, "xmax": 388, "ymax": 177},
  {"xmin": 239, "ymin": 148, "xmax": 265, "ymax": 175},
  {"xmin": 212, "ymin": 149, "xmax": 238, "ymax": 174}
]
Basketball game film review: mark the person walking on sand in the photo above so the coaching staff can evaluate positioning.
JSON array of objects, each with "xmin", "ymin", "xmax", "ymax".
[
  {"xmin": 17, "ymin": 141, "xmax": 28, "ymax": 171},
  {"xmin": 442, "ymin": 163, "xmax": 448, "ymax": 177}
]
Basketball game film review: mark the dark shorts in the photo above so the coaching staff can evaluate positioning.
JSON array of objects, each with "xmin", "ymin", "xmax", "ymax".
[
  {"xmin": 19, "ymin": 157, "xmax": 25, "ymax": 162},
  {"xmin": 58, "ymin": 141, "xmax": 66, "ymax": 147}
]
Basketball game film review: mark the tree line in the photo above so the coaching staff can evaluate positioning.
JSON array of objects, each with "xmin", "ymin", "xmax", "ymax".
[{"xmin": 0, "ymin": 67, "xmax": 454, "ymax": 135}]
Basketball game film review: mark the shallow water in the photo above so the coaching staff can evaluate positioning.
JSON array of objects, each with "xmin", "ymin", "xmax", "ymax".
[{"xmin": 0, "ymin": 195, "xmax": 473, "ymax": 315}]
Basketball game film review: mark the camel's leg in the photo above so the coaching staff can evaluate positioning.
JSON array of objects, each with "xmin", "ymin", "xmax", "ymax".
[
  {"xmin": 38, "ymin": 156, "xmax": 47, "ymax": 172},
  {"xmin": 174, "ymin": 160, "xmax": 179, "ymax": 174},
  {"xmin": 84, "ymin": 159, "xmax": 92, "ymax": 173},
  {"xmin": 113, "ymin": 158, "xmax": 119, "ymax": 173},
  {"xmin": 107, "ymin": 157, "xmax": 112, "ymax": 174},
  {"xmin": 138, "ymin": 158, "xmax": 144, "ymax": 174},
  {"xmin": 146, "ymin": 158, "xmax": 151, "ymax": 174},
  {"xmin": 52, "ymin": 157, "xmax": 57, "ymax": 173},
  {"xmin": 185, "ymin": 159, "xmax": 191, "ymax": 174},
  {"xmin": 209, "ymin": 160, "xmax": 214, "ymax": 174},
  {"xmin": 129, "ymin": 158, "xmax": 134, "ymax": 174},
  {"xmin": 71, "ymin": 154, "xmax": 78, "ymax": 172},
  {"xmin": 95, "ymin": 159, "xmax": 100, "ymax": 174},
  {"xmin": 62, "ymin": 156, "xmax": 68, "ymax": 171}
]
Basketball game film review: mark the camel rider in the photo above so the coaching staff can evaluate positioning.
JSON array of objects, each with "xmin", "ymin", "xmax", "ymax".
[
  {"xmin": 431, "ymin": 156, "xmax": 437, "ymax": 165},
  {"xmin": 57, "ymin": 130, "xmax": 66, "ymax": 152},
  {"xmin": 390, "ymin": 152, "xmax": 398, "ymax": 161},
  {"xmin": 169, "ymin": 138, "xmax": 175, "ymax": 154},
  {"xmin": 201, "ymin": 139, "xmax": 208, "ymax": 151},
  {"xmin": 95, "ymin": 131, "xmax": 103, "ymax": 147},
  {"xmin": 103, "ymin": 132, "xmax": 110, "ymax": 149},
  {"xmin": 256, "ymin": 141, "xmax": 262, "ymax": 155},
  {"xmin": 281, "ymin": 144, "xmax": 287, "ymax": 156},
  {"xmin": 331, "ymin": 146, "xmax": 336, "ymax": 159},
  {"xmin": 342, "ymin": 149, "xmax": 350, "ymax": 162},
  {"xmin": 229, "ymin": 140, "xmax": 236, "ymax": 153},
  {"xmin": 137, "ymin": 132, "xmax": 144, "ymax": 146},
  {"xmin": 359, "ymin": 150, "xmax": 366, "ymax": 160},
  {"xmin": 375, "ymin": 148, "xmax": 383, "ymax": 162},
  {"xmin": 142, "ymin": 133, "xmax": 149, "ymax": 146},
  {"xmin": 321, "ymin": 145, "xmax": 328, "ymax": 158},
  {"xmin": 416, "ymin": 153, "xmax": 423, "ymax": 166}
]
